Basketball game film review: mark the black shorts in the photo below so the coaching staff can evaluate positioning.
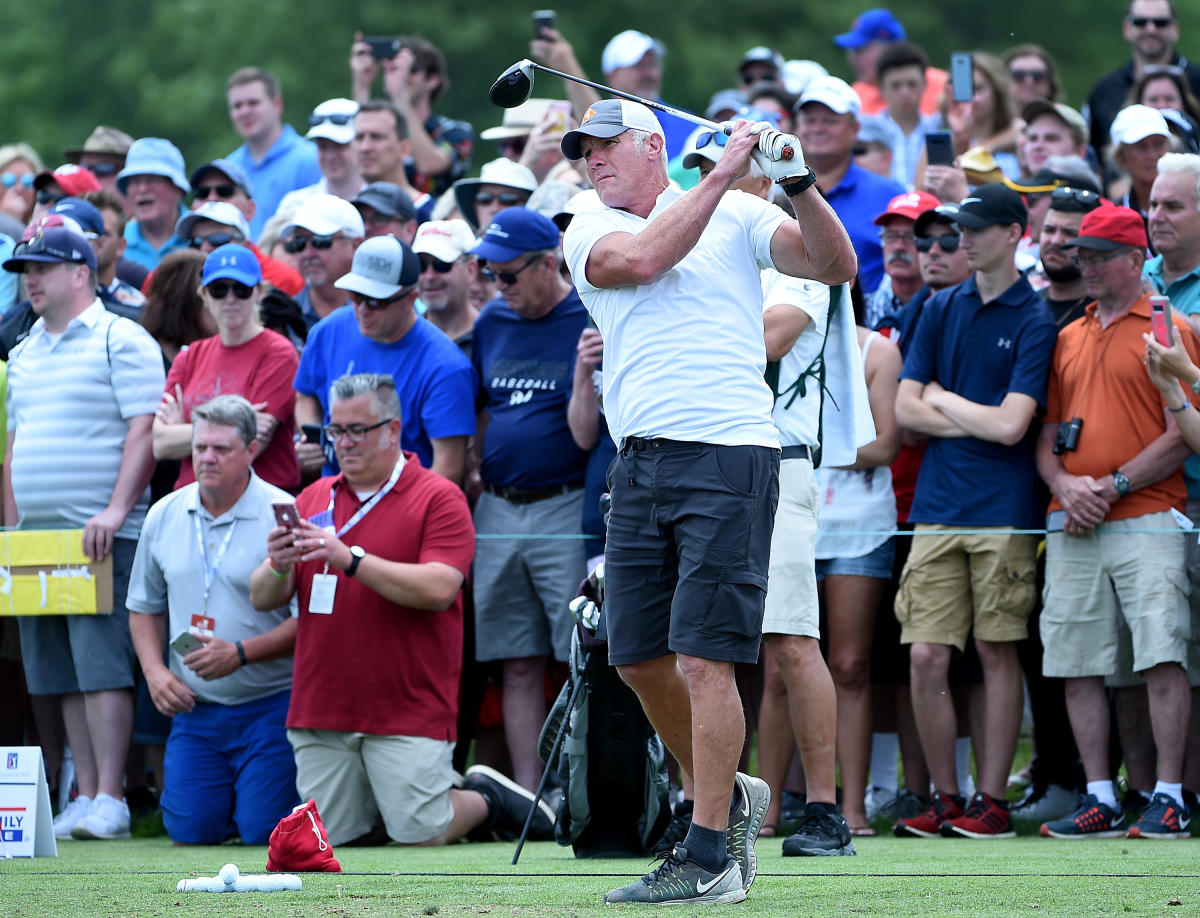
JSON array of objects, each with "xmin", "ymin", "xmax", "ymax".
[{"xmin": 603, "ymin": 439, "xmax": 780, "ymax": 666}]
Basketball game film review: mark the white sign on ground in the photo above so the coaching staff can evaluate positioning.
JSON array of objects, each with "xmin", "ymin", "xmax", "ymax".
[{"xmin": 0, "ymin": 746, "xmax": 56, "ymax": 857}]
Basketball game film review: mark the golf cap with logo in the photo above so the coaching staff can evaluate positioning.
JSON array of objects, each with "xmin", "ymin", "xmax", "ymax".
[
  {"xmin": 937, "ymin": 183, "xmax": 1028, "ymax": 233},
  {"xmin": 413, "ymin": 219, "xmax": 477, "ymax": 263},
  {"xmin": 306, "ymin": 98, "xmax": 359, "ymax": 144},
  {"xmin": 282, "ymin": 194, "xmax": 365, "ymax": 240},
  {"xmin": 874, "ymin": 190, "xmax": 941, "ymax": 225},
  {"xmin": 469, "ymin": 207, "xmax": 560, "ymax": 263},
  {"xmin": 335, "ymin": 235, "xmax": 420, "ymax": 299},
  {"xmin": 561, "ymin": 99, "xmax": 665, "ymax": 161},
  {"xmin": 1062, "ymin": 202, "xmax": 1148, "ymax": 251},
  {"xmin": 202, "ymin": 243, "xmax": 262, "ymax": 287},
  {"xmin": 3, "ymin": 218, "xmax": 97, "ymax": 272},
  {"xmin": 177, "ymin": 201, "xmax": 251, "ymax": 241},
  {"xmin": 602, "ymin": 30, "xmax": 665, "ymax": 75},
  {"xmin": 797, "ymin": 76, "xmax": 862, "ymax": 117},
  {"xmin": 50, "ymin": 198, "xmax": 106, "ymax": 237},
  {"xmin": 34, "ymin": 164, "xmax": 102, "ymax": 196}
]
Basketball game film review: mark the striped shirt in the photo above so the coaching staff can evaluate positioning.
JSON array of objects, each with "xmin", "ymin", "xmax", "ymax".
[{"xmin": 7, "ymin": 299, "xmax": 164, "ymax": 536}]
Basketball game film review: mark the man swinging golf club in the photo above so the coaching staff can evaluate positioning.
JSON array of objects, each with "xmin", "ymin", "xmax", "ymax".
[{"xmin": 559, "ymin": 101, "xmax": 856, "ymax": 904}]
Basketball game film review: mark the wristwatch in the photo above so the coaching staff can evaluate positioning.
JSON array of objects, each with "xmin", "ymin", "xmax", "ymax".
[
  {"xmin": 345, "ymin": 545, "xmax": 366, "ymax": 578},
  {"xmin": 1111, "ymin": 470, "xmax": 1132, "ymax": 498},
  {"xmin": 1191, "ymin": 373, "xmax": 1200, "ymax": 395},
  {"xmin": 781, "ymin": 167, "xmax": 818, "ymax": 197}
]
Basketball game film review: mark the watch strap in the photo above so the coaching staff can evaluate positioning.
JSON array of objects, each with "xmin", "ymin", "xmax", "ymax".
[{"xmin": 781, "ymin": 168, "xmax": 817, "ymax": 197}]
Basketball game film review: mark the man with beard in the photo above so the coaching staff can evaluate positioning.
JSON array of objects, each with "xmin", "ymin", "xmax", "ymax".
[
  {"xmin": 1040, "ymin": 188, "xmax": 1104, "ymax": 327},
  {"xmin": 867, "ymin": 191, "xmax": 940, "ymax": 328}
]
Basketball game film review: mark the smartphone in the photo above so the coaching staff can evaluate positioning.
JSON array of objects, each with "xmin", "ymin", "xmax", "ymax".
[
  {"xmin": 273, "ymin": 502, "xmax": 301, "ymax": 530},
  {"xmin": 545, "ymin": 100, "xmax": 571, "ymax": 138},
  {"xmin": 951, "ymin": 52, "xmax": 974, "ymax": 103},
  {"xmin": 301, "ymin": 424, "xmax": 323, "ymax": 445},
  {"xmin": 170, "ymin": 631, "xmax": 204, "ymax": 656},
  {"xmin": 925, "ymin": 130, "xmax": 955, "ymax": 167},
  {"xmin": 1151, "ymin": 295, "xmax": 1174, "ymax": 347},
  {"xmin": 533, "ymin": 10, "xmax": 556, "ymax": 39},
  {"xmin": 365, "ymin": 36, "xmax": 402, "ymax": 59},
  {"xmin": 1046, "ymin": 509, "xmax": 1066, "ymax": 533}
]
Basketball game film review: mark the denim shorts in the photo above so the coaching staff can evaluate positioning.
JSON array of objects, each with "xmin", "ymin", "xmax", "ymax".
[{"xmin": 815, "ymin": 536, "xmax": 895, "ymax": 581}]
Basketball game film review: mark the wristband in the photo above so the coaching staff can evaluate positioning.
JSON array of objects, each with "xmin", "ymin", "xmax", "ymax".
[
  {"xmin": 235, "ymin": 641, "xmax": 248, "ymax": 667},
  {"xmin": 780, "ymin": 168, "xmax": 817, "ymax": 197},
  {"xmin": 268, "ymin": 560, "xmax": 289, "ymax": 579},
  {"xmin": 1170, "ymin": 400, "xmax": 1190, "ymax": 413}
]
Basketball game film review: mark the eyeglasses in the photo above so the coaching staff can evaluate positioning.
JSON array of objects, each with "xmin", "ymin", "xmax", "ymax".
[
  {"xmin": 35, "ymin": 191, "xmax": 65, "ymax": 206},
  {"xmin": 349, "ymin": 289, "xmax": 411, "ymax": 310},
  {"xmin": 192, "ymin": 183, "xmax": 237, "ymax": 199},
  {"xmin": 188, "ymin": 231, "xmax": 245, "ymax": 249},
  {"xmin": 283, "ymin": 233, "xmax": 341, "ymax": 254},
  {"xmin": 309, "ymin": 112, "xmax": 354, "ymax": 126},
  {"xmin": 1128, "ymin": 16, "xmax": 1174, "ymax": 28},
  {"xmin": 694, "ymin": 131, "xmax": 730, "ymax": 151},
  {"xmin": 492, "ymin": 253, "xmax": 542, "ymax": 285},
  {"xmin": 322, "ymin": 418, "xmax": 394, "ymax": 443},
  {"xmin": 497, "ymin": 138, "xmax": 528, "ymax": 157},
  {"xmin": 475, "ymin": 190, "xmax": 526, "ymax": 206},
  {"xmin": 1071, "ymin": 250, "xmax": 1129, "ymax": 270},
  {"xmin": 82, "ymin": 162, "xmax": 120, "ymax": 177},
  {"xmin": 1009, "ymin": 68, "xmax": 1048, "ymax": 83},
  {"xmin": 419, "ymin": 255, "xmax": 458, "ymax": 274},
  {"xmin": 915, "ymin": 232, "xmax": 961, "ymax": 253},
  {"xmin": 1, "ymin": 173, "xmax": 34, "ymax": 189},
  {"xmin": 1050, "ymin": 186, "xmax": 1102, "ymax": 212},
  {"xmin": 879, "ymin": 230, "xmax": 915, "ymax": 245},
  {"xmin": 206, "ymin": 280, "xmax": 255, "ymax": 299}
]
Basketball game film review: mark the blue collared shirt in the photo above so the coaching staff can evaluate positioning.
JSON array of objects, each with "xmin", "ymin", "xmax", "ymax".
[
  {"xmin": 123, "ymin": 203, "xmax": 189, "ymax": 270},
  {"xmin": 226, "ymin": 125, "xmax": 321, "ymax": 240},
  {"xmin": 824, "ymin": 163, "xmax": 906, "ymax": 296}
]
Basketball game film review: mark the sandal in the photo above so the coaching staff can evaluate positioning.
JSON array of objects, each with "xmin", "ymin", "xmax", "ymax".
[{"xmin": 849, "ymin": 824, "xmax": 877, "ymax": 837}]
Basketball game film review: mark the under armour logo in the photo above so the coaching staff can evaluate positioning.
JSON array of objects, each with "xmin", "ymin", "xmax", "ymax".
[{"xmin": 997, "ymin": 337, "xmax": 1012, "ymax": 349}]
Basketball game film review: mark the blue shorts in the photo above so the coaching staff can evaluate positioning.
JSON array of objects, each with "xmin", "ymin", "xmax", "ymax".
[
  {"xmin": 816, "ymin": 537, "xmax": 895, "ymax": 581},
  {"xmin": 162, "ymin": 689, "xmax": 299, "ymax": 845}
]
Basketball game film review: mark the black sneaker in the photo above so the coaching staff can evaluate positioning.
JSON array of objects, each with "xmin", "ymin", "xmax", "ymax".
[
  {"xmin": 463, "ymin": 764, "xmax": 555, "ymax": 841},
  {"xmin": 726, "ymin": 773, "xmax": 770, "ymax": 891},
  {"xmin": 603, "ymin": 845, "xmax": 745, "ymax": 905},
  {"xmin": 781, "ymin": 801, "xmax": 856, "ymax": 856},
  {"xmin": 1127, "ymin": 792, "xmax": 1192, "ymax": 839},
  {"xmin": 653, "ymin": 798, "xmax": 694, "ymax": 855},
  {"xmin": 1039, "ymin": 793, "xmax": 1126, "ymax": 839},
  {"xmin": 877, "ymin": 789, "xmax": 928, "ymax": 823}
]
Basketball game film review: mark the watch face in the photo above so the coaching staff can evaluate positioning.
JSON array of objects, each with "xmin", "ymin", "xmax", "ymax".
[{"xmin": 350, "ymin": 546, "xmax": 365, "ymax": 558}]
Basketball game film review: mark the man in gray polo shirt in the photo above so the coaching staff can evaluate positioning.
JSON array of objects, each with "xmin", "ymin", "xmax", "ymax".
[
  {"xmin": 3, "ymin": 219, "xmax": 164, "ymax": 840},
  {"xmin": 127, "ymin": 395, "xmax": 300, "ymax": 844}
]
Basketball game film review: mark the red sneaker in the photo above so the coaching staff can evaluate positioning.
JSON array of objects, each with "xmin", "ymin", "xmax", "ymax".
[
  {"xmin": 893, "ymin": 790, "xmax": 965, "ymax": 838},
  {"xmin": 940, "ymin": 791, "xmax": 1016, "ymax": 839}
]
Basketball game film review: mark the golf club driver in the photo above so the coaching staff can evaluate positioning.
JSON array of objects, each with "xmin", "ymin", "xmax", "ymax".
[{"xmin": 488, "ymin": 59, "xmax": 794, "ymax": 160}]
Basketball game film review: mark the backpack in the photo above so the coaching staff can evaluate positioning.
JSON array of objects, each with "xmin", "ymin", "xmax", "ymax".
[{"xmin": 539, "ymin": 617, "xmax": 671, "ymax": 858}]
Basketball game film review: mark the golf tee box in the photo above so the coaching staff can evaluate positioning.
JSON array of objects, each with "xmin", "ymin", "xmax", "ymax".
[
  {"xmin": 0, "ymin": 530, "xmax": 113, "ymax": 616},
  {"xmin": 0, "ymin": 747, "xmax": 57, "ymax": 857}
]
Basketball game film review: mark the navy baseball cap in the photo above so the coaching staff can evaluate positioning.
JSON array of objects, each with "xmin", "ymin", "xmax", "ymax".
[
  {"xmin": 3, "ymin": 219, "xmax": 98, "ymax": 272},
  {"xmin": 190, "ymin": 159, "xmax": 253, "ymax": 197},
  {"xmin": 470, "ymin": 207, "xmax": 561, "ymax": 263},
  {"xmin": 201, "ymin": 243, "xmax": 262, "ymax": 287},
  {"xmin": 938, "ymin": 184, "xmax": 1028, "ymax": 233},
  {"xmin": 50, "ymin": 197, "xmax": 106, "ymax": 236}
]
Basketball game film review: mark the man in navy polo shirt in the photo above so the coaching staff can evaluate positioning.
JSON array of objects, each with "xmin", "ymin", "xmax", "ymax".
[
  {"xmin": 468, "ymin": 207, "xmax": 589, "ymax": 793},
  {"xmin": 892, "ymin": 184, "xmax": 1057, "ymax": 840}
]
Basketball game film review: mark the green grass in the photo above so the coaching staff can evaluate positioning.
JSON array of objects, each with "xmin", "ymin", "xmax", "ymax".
[{"xmin": 2, "ymin": 834, "xmax": 1198, "ymax": 918}]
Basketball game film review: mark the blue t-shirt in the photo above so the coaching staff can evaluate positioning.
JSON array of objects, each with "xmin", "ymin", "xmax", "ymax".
[
  {"xmin": 472, "ymin": 290, "xmax": 590, "ymax": 489},
  {"xmin": 294, "ymin": 308, "xmax": 477, "ymax": 474},
  {"xmin": 899, "ymin": 274, "xmax": 1057, "ymax": 528},
  {"xmin": 226, "ymin": 125, "xmax": 322, "ymax": 241},
  {"xmin": 824, "ymin": 163, "xmax": 905, "ymax": 297}
]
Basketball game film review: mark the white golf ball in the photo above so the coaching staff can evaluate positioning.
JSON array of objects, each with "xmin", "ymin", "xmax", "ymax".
[{"xmin": 219, "ymin": 863, "xmax": 239, "ymax": 886}]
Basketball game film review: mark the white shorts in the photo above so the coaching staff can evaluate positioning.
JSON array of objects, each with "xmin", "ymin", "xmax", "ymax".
[{"xmin": 762, "ymin": 457, "xmax": 820, "ymax": 637}]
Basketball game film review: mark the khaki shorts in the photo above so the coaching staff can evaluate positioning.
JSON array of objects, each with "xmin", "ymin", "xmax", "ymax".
[
  {"xmin": 762, "ymin": 457, "xmax": 820, "ymax": 638},
  {"xmin": 895, "ymin": 526, "xmax": 1037, "ymax": 651},
  {"xmin": 1042, "ymin": 513, "xmax": 1189, "ymax": 679},
  {"xmin": 287, "ymin": 729, "xmax": 455, "ymax": 845}
]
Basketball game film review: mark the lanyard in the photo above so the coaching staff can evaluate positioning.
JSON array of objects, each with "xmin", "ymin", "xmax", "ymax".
[
  {"xmin": 326, "ymin": 456, "xmax": 405, "ymax": 540},
  {"xmin": 192, "ymin": 507, "xmax": 239, "ymax": 615}
]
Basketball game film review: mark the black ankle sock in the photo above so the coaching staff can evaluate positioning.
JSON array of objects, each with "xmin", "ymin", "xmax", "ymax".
[{"xmin": 682, "ymin": 822, "xmax": 727, "ymax": 874}]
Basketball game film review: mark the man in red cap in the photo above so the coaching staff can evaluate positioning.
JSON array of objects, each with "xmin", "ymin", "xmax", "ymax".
[
  {"xmin": 1037, "ymin": 202, "xmax": 1199, "ymax": 840},
  {"xmin": 867, "ymin": 190, "xmax": 941, "ymax": 328}
]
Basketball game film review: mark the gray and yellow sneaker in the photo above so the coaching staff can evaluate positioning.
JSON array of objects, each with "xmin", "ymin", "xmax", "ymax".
[
  {"xmin": 603, "ymin": 845, "xmax": 745, "ymax": 905},
  {"xmin": 726, "ymin": 772, "xmax": 771, "ymax": 891}
]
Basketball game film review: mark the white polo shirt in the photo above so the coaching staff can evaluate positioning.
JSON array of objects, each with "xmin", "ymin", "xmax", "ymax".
[{"xmin": 564, "ymin": 187, "xmax": 786, "ymax": 448}]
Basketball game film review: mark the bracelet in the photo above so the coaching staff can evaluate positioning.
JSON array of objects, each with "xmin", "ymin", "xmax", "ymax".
[
  {"xmin": 780, "ymin": 168, "xmax": 817, "ymax": 197},
  {"xmin": 1170, "ymin": 400, "xmax": 1190, "ymax": 413},
  {"xmin": 268, "ymin": 560, "xmax": 290, "ymax": 579},
  {"xmin": 235, "ymin": 641, "xmax": 247, "ymax": 667}
]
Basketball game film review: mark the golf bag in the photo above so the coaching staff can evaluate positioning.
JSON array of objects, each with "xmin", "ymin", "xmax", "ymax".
[{"xmin": 538, "ymin": 595, "xmax": 671, "ymax": 858}]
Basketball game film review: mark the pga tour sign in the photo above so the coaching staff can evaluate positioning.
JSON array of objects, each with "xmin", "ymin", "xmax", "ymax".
[{"xmin": 0, "ymin": 747, "xmax": 56, "ymax": 857}]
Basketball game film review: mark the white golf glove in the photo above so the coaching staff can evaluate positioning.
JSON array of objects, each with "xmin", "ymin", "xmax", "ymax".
[{"xmin": 750, "ymin": 129, "xmax": 808, "ymax": 184}]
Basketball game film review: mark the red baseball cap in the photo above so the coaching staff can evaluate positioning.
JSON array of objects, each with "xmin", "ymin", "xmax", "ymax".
[
  {"xmin": 33, "ymin": 164, "xmax": 101, "ymax": 196},
  {"xmin": 873, "ymin": 190, "xmax": 941, "ymax": 225},
  {"xmin": 1063, "ymin": 202, "xmax": 1147, "ymax": 251}
]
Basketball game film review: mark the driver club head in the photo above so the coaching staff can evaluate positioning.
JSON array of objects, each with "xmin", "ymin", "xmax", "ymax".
[{"xmin": 489, "ymin": 60, "xmax": 536, "ymax": 108}]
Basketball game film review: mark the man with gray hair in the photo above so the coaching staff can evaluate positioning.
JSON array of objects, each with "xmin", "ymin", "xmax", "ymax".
[
  {"xmin": 251, "ymin": 373, "xmax": 550, "ymax": 847},
  {"xmin": 127, "ymin": 394, "xmax": 300, "ymax": 845}
]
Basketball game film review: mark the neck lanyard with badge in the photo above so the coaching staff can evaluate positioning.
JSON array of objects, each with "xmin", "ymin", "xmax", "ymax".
[
  {"xmin": 307, "ymin": 456, "xmax": 405, "ymax": 615},
  {"xmin": 191, "ymin": 503, "xmax": 238, "ymax": 634}
]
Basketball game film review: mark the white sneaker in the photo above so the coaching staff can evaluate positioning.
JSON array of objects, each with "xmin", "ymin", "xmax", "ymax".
[
  {"xmin": 52, "ymin": 795, "xmax": 92, "ymax": 839},
  {"xmin": 70, "ymin": 793, "xmax": 130, "ymax": 839}
]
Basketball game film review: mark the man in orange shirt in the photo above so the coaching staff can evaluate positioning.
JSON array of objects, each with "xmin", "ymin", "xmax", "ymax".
[{"xmin": 1037, "ymin": 202, "xmax": 1197, "ymax": 840}]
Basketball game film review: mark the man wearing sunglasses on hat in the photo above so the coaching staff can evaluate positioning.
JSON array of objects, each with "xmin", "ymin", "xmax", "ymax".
[
  {"xmin": 1037, "ymin": 182, "xmax": 1104, "ymax": 327},
  {"xmin": 1085, "ymin": 0, "xmax": 1200, "ymax": 156},
  {"xmin": 3, "ymin": 218, "xmax": 165, "ymax": 842},
  {"xmin": 293, "ymin": 234, "xmax": 475, "ymax": 487},
  {"xmin": 277, "ymin": 100, "xmax": 367, "ymax": 218}
]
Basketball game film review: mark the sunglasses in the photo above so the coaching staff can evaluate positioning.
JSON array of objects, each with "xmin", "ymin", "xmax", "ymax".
[
  {"xmin": 694, "ymin": 131, "xmax": 730, "ymax": 151},
  {"xmin": 1009, "ymin": 69, "xmax": 1048, "ymax": 83},
  {"xmin": 492, "ymin": 253, "xmax": 541, "ymax": 285},
  {"xmin": 309, "ymin": 112, "xmax": 354, "ymax": 126},
  {"xmin": 188, "ymin": 232, "xmax": 244, "ymax": 249},
  {"xmin": 82, "ymin": 161, "xmax": 120, "ymax": 177},
  {"xmin": 350, "ymin": 289, "xmax": 410, "ymax": 310},
  {"xmin": 1050, "ymin": 186, "xmax": 1102, "ymax": 212},
  {"xmin": 1, "ymin": 173, "xmax": 34, "ymax": 189},
  {"xmin": 497, "ymin": 137, "xmax": 528, "ymax": 156},
  {"xmin": 475, "ymin": 190, "xmax": 526, "ymax": 206},
  {"xmin": 283, "ymin": 233, "xmax": 340, "ymax": 254},
  {"xmin": 206, "ymin": 280, "xmax": 255, "ymax": 299},
  {"xmin": 35, "ymin": 191, "xmax": 65, "ymax": 206},
  {"xmin": 1128, "ymin": 16, "xmax": 1173, "ymax": 28},
  {"xmin": 419, "ymin": 255, "xmax": 458, "ymax": 274},
  {"xmin": 192, "ymin": 183, "xmax": 237, "ymax": 199},
  {"xmin": 915, "ymin": 232, "xmax": 961, "ymax": 253}
]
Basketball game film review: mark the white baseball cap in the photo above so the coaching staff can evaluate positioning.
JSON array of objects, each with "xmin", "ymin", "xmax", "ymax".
[
  {"xmin": 176, "ymin": 201, "xmax": 251, "ymax": 240},
  {"xmin": 1110, "ymin": 104, "xmax": 1171, "ymax": 146},
  {"xmin": 412, "ymin": 219, "xmax": 477, "ymax": 263},
  {"xmin": 602, "ymin": 30, "xmax": 665, "ymax": 75},
  {"xmin": 282, "ymin": 193, "xmax": 365, "ymax": 239},
  {"xmin": 306, "ymin": 98, "xmax": 359, "ymax": 145},
  {"xmin": 798, "ymin": 76, "xmax": 862, "ymax": 117}
]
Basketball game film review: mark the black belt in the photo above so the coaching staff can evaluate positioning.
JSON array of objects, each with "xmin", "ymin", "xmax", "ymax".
[
  {"xmin": 780, "ymin": 445, "xmax": 813, "ymax": 461},
  {"xmin": 484, "ymin": 482, "xmax": 583, "ymax": 505},
  {"xmin": 621, "ymin": 436, "xmax": 695, "ymax": 454}
]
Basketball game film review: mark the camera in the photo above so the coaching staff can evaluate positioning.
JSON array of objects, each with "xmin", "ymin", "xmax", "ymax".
[{"xmin": 1053, "ymin": 417, "xmax": 1083, "ymax": 455}]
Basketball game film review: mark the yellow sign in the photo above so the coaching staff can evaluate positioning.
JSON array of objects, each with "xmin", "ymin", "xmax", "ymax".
[{"xmin": 0, "ymin": 530, "xmax": 113, "ymax": 616}]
